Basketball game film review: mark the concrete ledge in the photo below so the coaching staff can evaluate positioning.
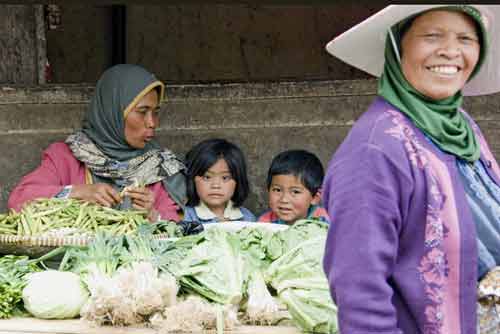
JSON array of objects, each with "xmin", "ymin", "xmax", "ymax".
[
  {"xmin": 1, "ymin": 80, "xmax": 499, "ymax": 214},
  {"xmin": 0, "ymin": 79, "xmax": 378, "ymax": 104}
]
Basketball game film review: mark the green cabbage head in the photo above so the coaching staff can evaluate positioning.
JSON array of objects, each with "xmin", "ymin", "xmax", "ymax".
[{"xmin": 22, "ymin": 270, "xmax": 89, "ymax": 319}]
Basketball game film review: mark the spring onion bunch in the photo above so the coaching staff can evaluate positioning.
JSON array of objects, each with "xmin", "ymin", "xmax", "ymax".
[{"xmin": 58, "ymin": 231, "xmax": 179, "ymax": 326}]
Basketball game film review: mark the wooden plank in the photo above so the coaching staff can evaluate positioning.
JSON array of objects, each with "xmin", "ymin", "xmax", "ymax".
[
  {"xmin": 0, "ymin": 318, "xmax": 302, "ymax": 334},
  {"xmin": 0, "ymin": 332, "xmax": 47, "ymax": 334},
  {"xmin": 0, "ymin": 318, "xmax": 154, "ymax": 334}
]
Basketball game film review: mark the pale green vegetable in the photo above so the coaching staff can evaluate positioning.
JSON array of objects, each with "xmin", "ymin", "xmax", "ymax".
[
  {"xmin": 275, "ymin": 219, "xmax": 329, "ymax": 255},
  {"xmin": 80, "ymin": 262, "xmax": 179, "ymax": 326},
  {"xmin": 237, "ymin": 227, "xmax": 282, "ymax": 269},
  {"xmin": 243, "ymin": 270, "xmax": 289, "ymax": 325},
  {"xmin": 0, "ymin": 255, "xmax": 41, "ymax": 318},
  {"xmin": 58, "ymin": 232, "xmax": 179, "ymax": 326},
  {"xmin": 1, "ymin": 198, "xmax": 150, "ymax": 237},
  {"xmin": 279, "ymin": 287, "xmax": 337, "ymax": 334},
  {"xmin": 173, "ymin": 228, "xmax": 246, "ymax": 305},
  {"xmin": 22, "ymin": 270, "xmax": 89, "ymax": 319},
  {"xmin": 152, "ymin": 295, "xmax": 238, "ymax": 333},
  {"xmin": 266, "ymin": 235, "xmax": 338, "ymax": 333}
]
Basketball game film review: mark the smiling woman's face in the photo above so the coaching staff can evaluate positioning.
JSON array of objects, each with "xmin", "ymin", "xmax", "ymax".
[{"xmin": 400, "ymin": 10, "xmax": 480, "ymax": 100}]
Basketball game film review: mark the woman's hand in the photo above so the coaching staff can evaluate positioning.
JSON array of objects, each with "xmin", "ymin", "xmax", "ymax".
[
  {"xmin": 123, "ymin": 187, "xmax": 158, "ymax": 221},
  {"xmin": 70, "ymin": 183, "xmax": 121, "ymax": 207}
]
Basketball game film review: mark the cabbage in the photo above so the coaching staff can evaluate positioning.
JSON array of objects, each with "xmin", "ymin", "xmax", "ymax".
[
  {"xmin": 22, "ymin": 270, "xmax": 89, "ymax": 319},
  {"xmin": 173, "ymin": 228, "xmax": 246, "ymax": 305},
  {"xmin": 265, "ymin": 236, "xmax": 338, "ymax": 333}
]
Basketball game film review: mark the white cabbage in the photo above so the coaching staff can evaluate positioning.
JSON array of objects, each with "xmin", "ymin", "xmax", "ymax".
[{"xmin": 22, "ymin": 270, "xmax": 89, "ymax": 319}]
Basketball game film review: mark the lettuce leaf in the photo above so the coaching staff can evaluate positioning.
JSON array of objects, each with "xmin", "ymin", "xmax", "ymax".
[
  {"xmin": 174, "ymin": 228, "xmax": 246, "ymax": 305},
  {"xmin": 265, "ymin": 235, "xmax": 338, "ymax": 333}
]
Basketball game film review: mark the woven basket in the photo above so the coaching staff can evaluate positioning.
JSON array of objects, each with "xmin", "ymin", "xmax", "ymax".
[
  {"xmin": 0, "ymin": 233, "xmax": 172, "ymax": 258},
  {"xmin": 0, "ymin": 234, "xmax": 91, "ymax": 257}
]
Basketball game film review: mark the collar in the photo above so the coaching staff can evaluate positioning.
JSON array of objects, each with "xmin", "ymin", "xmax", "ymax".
[
  {"xmin": 194, "ymin": 200, "xmax": 244, "ymax": 221},
  {"xmin": 269, "ymin": 205, "xmax": 320, "ymax": 225}
]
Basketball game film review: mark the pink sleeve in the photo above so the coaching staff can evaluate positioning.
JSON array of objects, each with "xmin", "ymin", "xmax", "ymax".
[
  {"xmin": 7, "ymin": 142, "xmax": 85, "ymax": 212},
  {"xmin": 150, "ymin": 182, "xmax": 181, "ymax": 222}
]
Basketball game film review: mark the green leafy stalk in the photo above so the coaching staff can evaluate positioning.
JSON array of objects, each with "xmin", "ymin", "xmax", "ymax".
[
  {"xmin": 59, "ymin": 232, "xmax": 124, "ymax": 281},
  {"xmin": 174, "ymin": 229, "xmax": 246, "ymax": 305},
  {"xmin": 0, "ymin": 255, "xmax": 41, "ymax": 318},
  {"xmin": 265, "ymin": 235, "xmax": 338, "ymax": 334}
]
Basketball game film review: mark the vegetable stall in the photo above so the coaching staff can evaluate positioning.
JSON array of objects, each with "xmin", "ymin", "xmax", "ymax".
[{"xmin": 0, "ymin": 198, "xmax": 338, "ymax": 334}]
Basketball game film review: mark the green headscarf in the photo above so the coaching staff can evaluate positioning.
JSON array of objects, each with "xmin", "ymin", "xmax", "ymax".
[
  {"xmin": 378, "ymin": 6, "xmax": 488, "ymax": 162},
  {"xmin": 66, "ymin": 64, "xmax": 187, "ymax": 208},
  {"xmin": 81, "ymin": 63, "xmax": 165, "ymax": 161}
]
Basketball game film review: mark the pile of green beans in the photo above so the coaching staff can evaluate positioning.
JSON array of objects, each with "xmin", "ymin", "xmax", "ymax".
[
  {"xmin": 0, "ymin": 214, "xmax": 17, "ymax": 235},
  {"xmin": 0, "ymin": 198, "xmax": 150, "ymax": 236}
]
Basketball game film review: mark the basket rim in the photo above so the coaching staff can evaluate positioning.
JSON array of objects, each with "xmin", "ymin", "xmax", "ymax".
[{"xmin": 0, "ymin": 232, "xmax": 172, "ymax": 247}]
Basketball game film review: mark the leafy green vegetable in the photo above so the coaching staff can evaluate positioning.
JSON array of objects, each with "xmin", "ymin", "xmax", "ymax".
[
  {"xmin": 237, "ymin": 227, "xmax": 279, "ymax": 269},
  {"xmin": 237, "ymin": 219, "xmax": 329, "ymax": 269},
  {"xmin": 22, "ymin": 270, "xmax": 89, "ymax": 319},
  {"xmin": 173, "ymin": 228, "xmax": 247, "ymax": 305},
  {"xmin": 152, "ymin": 220, "xmax": 184, "ymax": 237},
  {"xmin": 243, "ymin": 269, "xmax": 286, "ymax": 325},
  {"xmin": 265, "ymin": 235, "xmax": 338, "ymax": 333},
  {"xmin": 156, "ymin": 233, "xmax": 206, "ymax": 276},
  {"xmin": 279, "ymin": 288, "xmax": 337, "ymax": 333},
  {"xmin": 275, "ymin": 219, "xmax": 329, "ymax": 255},
  {"xmin": 59, "ymin": 232, "xmax": 124, "ymax": 280},
  {"xmin": 0, "ymin": 255, "xmax": 41, "ymax": 318},
  {"xmin": 121, "ymin": 233, "xmax": 158, "ymax": 266}
]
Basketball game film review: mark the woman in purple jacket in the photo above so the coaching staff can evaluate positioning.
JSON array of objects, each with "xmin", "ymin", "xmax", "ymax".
[{"xmin": 322, "ymin": 5, "xmax": 500, "ymax": 334}]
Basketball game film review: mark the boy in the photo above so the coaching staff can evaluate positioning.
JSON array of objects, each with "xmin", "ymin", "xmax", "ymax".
[{"xmin": 258, "ymin": 149, "xmax": 330, "ymax": 224}]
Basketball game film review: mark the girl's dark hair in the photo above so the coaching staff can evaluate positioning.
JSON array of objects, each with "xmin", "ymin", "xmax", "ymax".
[
  {"xmin": 185, "ymin": 138, "xmax": 250, "ymax": 207},
  {"xmin": 266, "ymin": 149, "xmax": 324, "ymax": 195}
]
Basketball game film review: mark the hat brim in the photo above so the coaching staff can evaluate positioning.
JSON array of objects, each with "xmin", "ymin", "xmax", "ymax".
[{"xmin": 326, "ymin": 5, "xmax": 500, "ymax": 97}]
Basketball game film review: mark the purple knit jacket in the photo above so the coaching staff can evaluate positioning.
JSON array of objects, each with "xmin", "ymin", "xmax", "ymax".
[{"xmin": 322, "ymin": 97, "xmax": 500, "ymax": 334}]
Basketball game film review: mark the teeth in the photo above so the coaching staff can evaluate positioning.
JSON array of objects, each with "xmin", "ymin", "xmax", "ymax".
[{"xmin": 429, "ymin": 66, "xmax": 458, "ymax": 74}]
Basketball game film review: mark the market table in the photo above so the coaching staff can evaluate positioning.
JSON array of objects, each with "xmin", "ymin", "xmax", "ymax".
[{"xmin": 0, "ymin": 318, "xmax": 303, "ymax": 334}]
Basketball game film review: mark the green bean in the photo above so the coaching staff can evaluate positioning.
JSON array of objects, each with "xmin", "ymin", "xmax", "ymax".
[
  {"xmin": 30, "ymin": 207, "xmax": 64, "ymax": 218},
  {"xmin": 40, "ymin": 216, "xmax": 55, "ymax": 230},
  {"xmin": 74, "ymin": 203, "xmax": 87, "ymax": 227},
  {"xmin": 79, "ymin": 217, "xmax": 92, "ymax": 230},
  {"xmin": 1, "ymin": 198, "xmax": 160, "ymax": 236},
  {"xmin": 0, "ymin": 227, "xmax": 16, "ymax": 235},
  {"xmin": 20, "ymin": 215, "xmax": 31, "ymax": 236}
]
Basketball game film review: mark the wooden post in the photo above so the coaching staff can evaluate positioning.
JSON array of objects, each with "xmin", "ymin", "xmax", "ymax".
[
  {"xmin": 34, "ymin": 5, "xmax": 47, "ymax": 85},
  {"xmin": 0, "ymin": 5, "xmax": 36, "ymax": 84}
]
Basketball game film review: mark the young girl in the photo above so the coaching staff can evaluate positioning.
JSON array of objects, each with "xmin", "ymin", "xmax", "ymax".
[{"xmin": 183, "ymin": 138, "xmax": 256, "ymax": 224}]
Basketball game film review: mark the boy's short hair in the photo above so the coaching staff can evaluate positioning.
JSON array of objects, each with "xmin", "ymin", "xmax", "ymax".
[
  {"xmin": 266, "ymin": 149, "xmax": 324, "ymax": 195},
  {"xmin": 185, "ymin": 138, "xmax": 250, "ymax": 207}
]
